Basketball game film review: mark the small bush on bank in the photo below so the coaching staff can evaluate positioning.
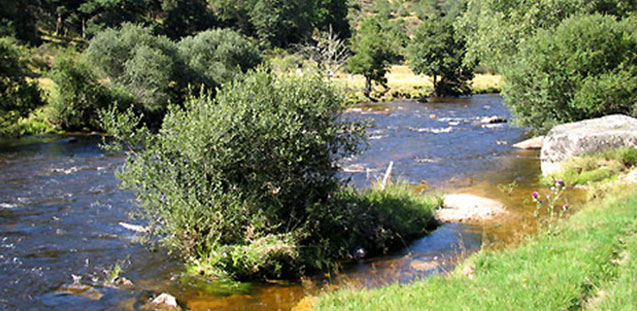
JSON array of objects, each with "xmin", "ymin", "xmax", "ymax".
[
  {"xmin": 502, "ymin": 14, "xmax": 637, "ymax": 134},
  {"xmin": 107, "ymin": 69, "xmax": 438, "ymax": 280}
]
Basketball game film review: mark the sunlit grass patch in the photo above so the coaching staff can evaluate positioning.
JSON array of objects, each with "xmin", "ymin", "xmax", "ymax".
[{"xmin": 542, "ymin": 147, "xmax": 637, "ymax": 187}]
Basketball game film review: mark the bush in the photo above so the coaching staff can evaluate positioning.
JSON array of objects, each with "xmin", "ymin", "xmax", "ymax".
[
  {"xmin": 178, "ymin": 29, "xmax": 262, "ymax": 88},
  {"xmin": 51, "ymin": 24, "xmax": 262, "ymax": 131},
  {"xmin": 502, "ymin": 14, "xmax": 637, "ymax": 133},
  {"xmin": 49, "ymin": 53, "xmax": 132, "ymax": 130},
  {"xmin": 0, "ymin": 37, "xmax": 43, "ymax": 136},
  {"xmin": 108, "ymin": 69, "xmax": 439, "ymax": 280},
  {"xmin": 459, "ymin": 0, "xmax": 637, "ymax": 70},
  {"xmin": 83, "ymin": 23, "xmax": 183, "ymax": 113}
]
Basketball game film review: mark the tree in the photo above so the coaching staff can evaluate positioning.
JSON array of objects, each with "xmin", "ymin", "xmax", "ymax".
[
  {"xmin": 159, "ymin": 0, "xmax": 218, "ymax": 39},
  {"xmin": 458, "ymin": 0, "xmax": 637, "ymax": 70},
  {"xmin": 407, "ymin": 18, "xmax": 473, "ymax": 97},
  {"xmin": 210, "ymin": 0, "xmax": 350, "ymax": 47},
  {"xmin": 295, "ymin": 26, "xmax": 349, "ymax": 78},
  {"xmin": 0, "ymin": 0, "xmax": 41, "ymax": 44},
  {"xmin": 502, "ymin": 14, "xmax": 637, "ymax": 133},
  {"xmin": 348, "ymin": 17, "xmax": 395, "ymax": 97},
  {"xmin": 0, "ymin": 37, "xmax": 43, "ymax": 133}
]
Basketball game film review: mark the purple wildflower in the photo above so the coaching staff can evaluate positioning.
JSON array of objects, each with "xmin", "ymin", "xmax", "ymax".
[
  {"xmin": 562, "ymin": 204, "xmax": 569, "ymax": 211},
  {"xmin": 532, "ymin": 191, "xmax": 539, "ymax": 199},
  {"xmin": 556, "ymin": 179, "xmax": 564, "ymax": 187}
]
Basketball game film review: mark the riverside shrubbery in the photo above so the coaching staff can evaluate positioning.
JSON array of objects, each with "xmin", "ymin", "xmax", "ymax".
[
  {"xmin": 0, "ymin": 37, "xmax": 44, "ymax": 135},
  {"xmin": 502, "ymin": 14, "xmax": 637, "ymax": 133},
  {"xmin": 107, "ymin": 69, "xmax": 439, "ymax": 280},
  {"xmin": 49, "ymin": 24, "xmax": 261, "ymax": 131}
]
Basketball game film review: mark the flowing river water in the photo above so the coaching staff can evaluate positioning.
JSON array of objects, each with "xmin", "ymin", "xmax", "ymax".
[{"xmin": 0, "ymin": 95, "xmax": 584, "ymax": 310}]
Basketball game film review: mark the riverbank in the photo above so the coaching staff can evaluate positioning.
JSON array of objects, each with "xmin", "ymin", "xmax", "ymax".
[
  {"xmin": 310, "ymin": 181, "xmax": 637, "ymax": 311},
  {"xmin": 333, "ymin": 65, "xmax": 502, "ymax": 103}
]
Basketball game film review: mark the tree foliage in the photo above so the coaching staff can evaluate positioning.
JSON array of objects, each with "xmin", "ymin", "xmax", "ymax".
[
  {"xmin": 348, "ymin": 17, "xmax": 395, "ymax": 97},
  {"xmin": 459, "ymin": 0, "xmax": 637, "ymax": 70},
  {"xmin": 407, "ymin": 18, "xmax": 473, "ymax": 96},
  {"xmin": 48, "ymin": 52, "xmax": 131, "ymax": 130},
  {"xmin": 502, "ymin": 14, "xmax": 637, "ymax": 133},
  {"xmin": 210, "ymin": 0, "xmax": 350, "ymax": 47},
  {"xmin": 178, "ymin": 28, "xmax": 262, "ymax": 88},
  {"xmin": 0, "ymin": 37, "xmax": 43, "ymax": 134},
  {"xmin": 50, "ymin": 23, "xmax": 261, "ymax": 130}
]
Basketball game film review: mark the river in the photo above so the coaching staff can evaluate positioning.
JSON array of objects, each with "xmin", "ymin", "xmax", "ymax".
[{"xmin": 0, "ymin": 95, "xmax": 575, "ymax": 310}]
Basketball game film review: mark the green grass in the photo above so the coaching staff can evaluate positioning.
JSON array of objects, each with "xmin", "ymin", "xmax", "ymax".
[
  {"xmin": 315, "ymin": 184, "xmax": 637, "ymax": 311},
  {"xmin": 589, "ymin": 228, "xmax": 637, "ymax": 310},
  {"xmin": 542, "ymin": 147, "xmax": 637, "ymax": 186}
]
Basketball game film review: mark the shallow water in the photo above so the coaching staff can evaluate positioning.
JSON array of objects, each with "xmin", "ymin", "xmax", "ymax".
[{"xmin": 0, "ymin": 95, "xmax": 581, "ymax": 310}]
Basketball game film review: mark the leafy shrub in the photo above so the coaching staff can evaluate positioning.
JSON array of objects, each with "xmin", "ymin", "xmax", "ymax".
[
  {"xmin": 178, "ymin": 29, "xmax": 262, "ymax": 88},
  {"xmin": 84, "ymin": 23, "xmax": 184, "ymax": 112},
  {"xmin": 0, "ymin": 37, "xmax": 43, "ymax": 135},
  {"xmin": 112, "ymin": 69, "xmax": 365, "ymax": 279},
  {"xmin": 459, "ymin": 0, "xmax": 637, "ymax": 70},
  {"xmin": 108, "ymin": 69, "xmax": 439, "ymax": 280},
  {"xmin": 502, "ymin": 14, "xmax": 637, "ymax": 133},
  {"xmin": 49, "ymin": 53, "xmax": 132, "ymax": 130}
]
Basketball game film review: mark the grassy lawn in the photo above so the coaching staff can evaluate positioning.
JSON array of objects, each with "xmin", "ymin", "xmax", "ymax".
[{"xmin": 314, "ymin": 183, "xmax": 637, "ymax": 311}]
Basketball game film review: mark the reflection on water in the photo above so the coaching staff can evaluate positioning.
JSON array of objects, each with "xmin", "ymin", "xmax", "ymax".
[{"xmin": 0, "ymin": 95, "xmax": 583, "ymax": 311}]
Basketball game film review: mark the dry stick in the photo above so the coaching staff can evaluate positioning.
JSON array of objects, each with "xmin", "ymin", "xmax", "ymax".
[{"xmin": 381, "ymin": 161, "xmax": 394, "ymax": 190}]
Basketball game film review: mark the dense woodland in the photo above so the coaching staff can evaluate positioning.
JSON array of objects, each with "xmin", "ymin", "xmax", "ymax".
[{"xmin": 1, "ymin": 0, "xmax": 637, "ymax": 281}]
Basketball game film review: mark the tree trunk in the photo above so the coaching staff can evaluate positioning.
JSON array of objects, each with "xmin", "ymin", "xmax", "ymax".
[
  {"xmin": 56, "ymin": 13, "xmax": 62, "ymax": 36},
  {"xmin": 432, "ymin": 73, "xmax": 438, "ymax": 97},
  {"xmin": 364, "ymin": 76, "xmax": 372, "ymax": 98}
]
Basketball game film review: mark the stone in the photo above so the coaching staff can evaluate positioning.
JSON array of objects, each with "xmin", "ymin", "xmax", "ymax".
[
  {"xmin": 541, "ymin": 115, "xmax": 637, "ymax": 175},
  {"xmin": 512, "ymin": 136, "xmax": 544, "ymax": 149},
  {"xmin": 436, "ymin": 194, "xmax": 507, "ymax": 223},
  {"xmin": 152, "ymin": 293, "xmax": 178, "ymax": 307},
  {"xmin": 119, "ymin": 222, "xmax": 148, "ymax": 233},
  {"xmin": 409, "ymin": 260, "xmax": 439, "ymax": 271},
  {"xmin": 480, "ymin": 116, "xmax": 507, "ymax": 124}
]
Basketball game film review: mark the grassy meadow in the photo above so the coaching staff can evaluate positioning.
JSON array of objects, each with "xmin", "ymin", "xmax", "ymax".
[{"xmin": 332, "ymin": 65, "xmax": 503, "ymax": 101}]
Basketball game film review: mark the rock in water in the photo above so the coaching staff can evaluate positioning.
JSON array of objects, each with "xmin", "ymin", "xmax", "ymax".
[
  {"xmin": 512, "ymin": 136, "xmax": 544, "ymax": 150},
  {"xmin": 541, "ymin": 115, "xmax": 637, "ymax": 175},
  {"xmin": 142, "ymin": 293, "xmax": 182, "ymax": 311}
]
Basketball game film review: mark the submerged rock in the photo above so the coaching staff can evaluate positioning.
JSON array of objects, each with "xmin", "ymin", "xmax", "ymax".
[
  {"xmin": 437, "ymin": 194, "xmax": 507, "ymax": 223},
  {"xmin": 541, "ymin": 115, "xmax": 637, "ymax": 175},
  {"xmin": 512, "ymin": 136, "xmax": 544, "ymax": 150},
  {"xmin": 409, "ymin": 260, "xmax": 439, "ymax": 271}
]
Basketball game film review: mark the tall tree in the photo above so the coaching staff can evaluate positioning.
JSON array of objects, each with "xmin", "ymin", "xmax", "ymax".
[
  {"xmin": 0, "ymin": 0, "xmax": 41, "ymax": 44},
  {"xmin": 210, "ymin": 0, "xmax": 350, "ymax": 47},
  {"xmin": 348, "ymin": 17, "xmax": 395, "ymax": 98},
  {"xmin": 407, "ymin": 17, "xmax": 473, "ymax": 96}
]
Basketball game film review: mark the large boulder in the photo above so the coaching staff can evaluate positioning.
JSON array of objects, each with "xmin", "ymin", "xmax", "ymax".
[{"xmin": 541, "ymin": 115, "xmax": 637, "ymax": 175}]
